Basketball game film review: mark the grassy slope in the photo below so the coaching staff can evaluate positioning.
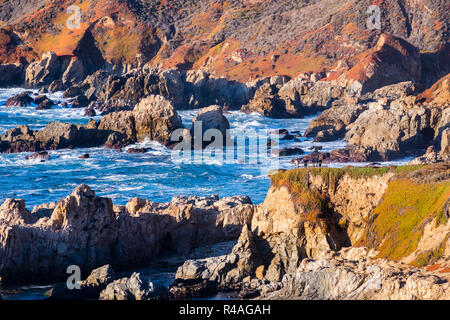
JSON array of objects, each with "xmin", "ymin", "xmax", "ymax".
[{"xmin": 270, "ymin": 164, "xmax": 450, "ymax": 265}]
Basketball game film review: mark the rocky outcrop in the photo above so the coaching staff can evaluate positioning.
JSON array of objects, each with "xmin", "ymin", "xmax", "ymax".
[
  {"xmin": 34, "ymin": 95, "xmax": 54, "ymax": 110},
  {"xmin": 261, "ymin": 247, "xmax": 450, "ymax": 300},
  {"xmin": 99, "ymin": 272, "xmax": 168, "ymax": 300},
  {"xmin": 97, "ymin": 111, "xmax": 137, "ymax": 149},
  {"xmin": 48, "ymin": 264, "xmax": 117, "ymax": 300},
  {"xmin": 25, "ymin": 52, "xmax": 62, "ymax": 87},
  {"xmin": 241, "ymin": 76, "xmax": 343, "ymax": 119},
  {"xmin": 3, "ymin": 92, "xmax": 34, "ymax": 107},
  {"xmin": 0, "ymin": 95, "xmax": 184, "ymax": 152},
  {"xmin": 344, "ymin": 97, "xmax": 434, "ymax": 160},
  {"xmin": 184, "ymin": 70, "xmax": 253, "ymax": 110},
  {"xmin": 0, "ymin": 185, "xmax": 254, "ymax": 285},
  {"xmin": 305, "ymin": 102, "xmax": 368, "ymax": 142},
  {"xmin": 173, "ymin": 164, "xmax": 450, "ymax": 299},
  {"xmin": 189, "ymin": 105, "xmax": 231, "ymax": 148},
  {"xmin": 62, "ymin": 58, "xmax": 85, "ymax": 86},
  {"xmin": 68, "ymin": 67, "xmax": 255, "ymax": 111},
  {"xmin": 241, "ymin": 83, "xmax": 288, "ymax": 118},
  {"xmin": 340, "ymin": 34, "xmax": 422, "ymax": 96},
  {"xmin": 133, "ymin": 95, "xmax": 183, "ymax": 145},
  {"xmin": 0, "ymin": 62, "xmax": 24, "ymax": 87},
  {"xmin": 303, "ymin": 76, "xmax": 448, "ymax": 162}
]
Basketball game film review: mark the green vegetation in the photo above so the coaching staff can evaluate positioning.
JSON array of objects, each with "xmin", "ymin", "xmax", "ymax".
[
  {"xmin": 271, "ymin": 165, "xmax": 428, "ymax": 192},
  {"xmin": 358, "ymin": 179, "xmax": 450, "ymax": 261},
  {"xmin": 412, "ymin": 233, "xmax": 450, "ymax": 267},
  {"xmin": 271, "ymin": 164, "xmax": 449, "ymax": 265},
  {"xmin": 271, "ymin": 165, "xmax": 418, "ymax": 193}
]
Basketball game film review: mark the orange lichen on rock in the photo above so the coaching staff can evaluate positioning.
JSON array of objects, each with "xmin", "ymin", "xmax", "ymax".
[{"xmin": 418, "ymin": 74, "xmax": 450, "ymax": 105}]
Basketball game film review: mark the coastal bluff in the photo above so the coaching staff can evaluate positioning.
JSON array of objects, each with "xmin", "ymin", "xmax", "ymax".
[
  {"xmin": 174, "ymin": 163, "xmax": 450, "ymax": 300},
  {"xmin": 0, "ymin": 163, "xmax": 449, "ymax": 300}
]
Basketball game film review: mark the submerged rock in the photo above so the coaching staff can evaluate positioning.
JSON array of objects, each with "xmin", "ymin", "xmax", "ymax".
[
  {"xmin": 4, "ymin": 92, "xmax": 34, "ymax": 107},
  {"xmin": 126, "ymin": 148, "xmax": 151, "ymax": 154},
  {"xmin": 34, "ymin": 95, "xmax": 54, "ymax": 110},
  {"xmin": 25, "ymin": 151, "xmax": 51, "ymax": 161},
  {"xmin": 48, "ymin": 264, "xmax": 117, "ymax": 300}
]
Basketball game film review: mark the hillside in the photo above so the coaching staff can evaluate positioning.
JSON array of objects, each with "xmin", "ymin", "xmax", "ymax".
[{"xmin": 0, "ymin": 0, "xmax": 448, "ymax": 81}]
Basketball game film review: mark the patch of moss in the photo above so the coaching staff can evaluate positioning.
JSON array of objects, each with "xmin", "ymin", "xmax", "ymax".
[
  {"xmin": 271, "ymin": 164, "xmax": 449, "ymax": 265},
  {"xmin": 358, "ymin": 179, "xmax": 450, "ymax": 261},
  {"xmin": 412, "ymin": 233, "xmax": 450, "ymax": 267},
  {"xmin": 270, "ymin": 165, "xmax": 430, "ymax": 192},
  {"xmin": 392, "ymin": 164, "xmax": 427, "ymax": 175},
  {"xmin": 272, "ymin": 170, "xmax": 333, "ymax": 229},
  {"xmin": 271, "ymin": 166, "xmax": 396, "ymax": 193}
]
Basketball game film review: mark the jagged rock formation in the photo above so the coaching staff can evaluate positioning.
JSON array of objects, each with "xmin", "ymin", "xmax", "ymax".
[
  {"xmin": 174, "ymin": 164, "xmax": 450, "ymax": 299},
  {"xmin": 260, "ymin": 247, "xmax": 450, "ymax": 300},
  {"xmin": 0, "ymin": 95, "xmax": 183, "ymax": 152},
  {"xmin": 302, "ymin": 75, "xmax": 449, "ymax": 161},
  {"xmin": 99, "ymin": 272, "xmax": 169, "ymax": 300},
  {"xmin": 0, "ymin": 185, "xmax": 254, "ymax": 285},
  {"xmin": 66, "ymin": 66, "xmax": 256, "ymax": 111}
]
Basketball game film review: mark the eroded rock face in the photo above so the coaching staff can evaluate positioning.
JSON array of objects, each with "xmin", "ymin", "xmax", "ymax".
[
  {"xmin": 133, "ymin": 95, "xmax": 183, "ymax": 145},
  {"xmin": 241, "ymin": 84, "xmax": 287, "ymax": 118},
  {"xmin": 62, "ymin": 58, "xmax": 85, "ymax": 86},
  {"xmin": 25, "ymin": 52, "xmax": 61, "ymax": 87},
  {"xmin": 344, "ymin": 98, "xmax": 432, "ymax": 160},
  {"xmin": 184, "ymin": 70, "xmax": 252, "ymax": 110},
  {"xmin": 174, "ymin": 165, "xmax": 450, "ymax": 299},
  {"xmin": 304, "ymin": 102, "xmax": 369, "ymax": 141},
  {"xmin": 175, "ymin": 184, "xmax": 349, "ymax": 291},
  {"xmin": 261, "ymin": 247, "xmax": 450, "ymax": 300},
  {"xmin": 0, "ymin": 185, "xmax": 254, "ymax": 285},
  {"xmin": 99, "ymin": 272, "xmax": 168, "ymax": 300},
  {"xmin": 343, "ymin": 34, "xmax": 422, "ymax": 96}
]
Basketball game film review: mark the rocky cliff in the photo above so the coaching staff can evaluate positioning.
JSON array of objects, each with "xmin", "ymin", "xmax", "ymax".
[
  {"xmin": 174, "ymin": 163, "xmax": 450, "ymax": 299},
  {"xmin": 0, "ymin": 184, "xmax": 254, "ymax": 285}
]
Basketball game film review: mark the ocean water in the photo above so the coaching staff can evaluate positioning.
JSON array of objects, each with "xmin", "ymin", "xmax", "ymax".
[
  {"xmin": 0, "ymin": 88, "xmax": 414, "ymax": 300},
  {"xmin": 0, "ymin": 88, "xmax": 414, "ymax": 209}
]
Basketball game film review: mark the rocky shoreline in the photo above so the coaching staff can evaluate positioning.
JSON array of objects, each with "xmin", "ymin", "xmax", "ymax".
[
  {"xmin": 0, "ymin": 0, "xmax": 449, "ymax": 302},
  {"xmin": 1, "ymin": 34, "xmax": 448, "ymax": 163},
  {"xmin": 1, "ymin": 163, "xmax": 449, "ymax": 300}
]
